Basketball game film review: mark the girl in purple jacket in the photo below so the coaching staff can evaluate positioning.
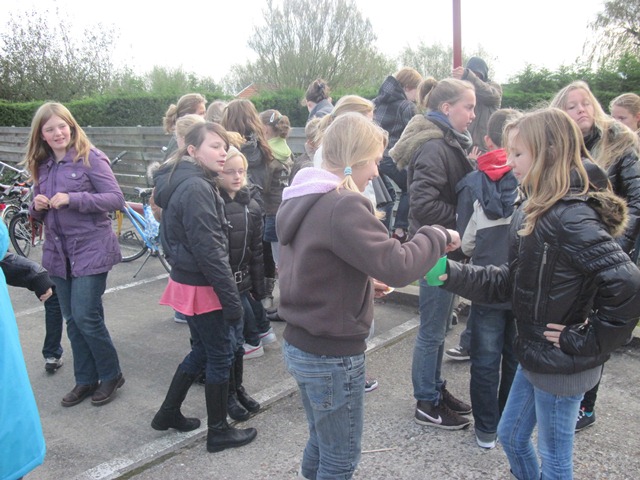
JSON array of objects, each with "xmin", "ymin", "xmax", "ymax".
[{"xmin": 26, "ymin": 102, "xmax": 126, "ymax": 408}]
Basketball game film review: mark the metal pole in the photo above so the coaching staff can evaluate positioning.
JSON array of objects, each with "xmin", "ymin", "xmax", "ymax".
[{"xmin": 453, "ymin": 0, "xmax": 462, "ymax": 68}]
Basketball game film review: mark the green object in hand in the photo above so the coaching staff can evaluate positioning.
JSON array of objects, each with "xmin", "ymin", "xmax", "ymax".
[{"xmin": 425, "ymin": 256, "xmax": 447, "ymax": 286}]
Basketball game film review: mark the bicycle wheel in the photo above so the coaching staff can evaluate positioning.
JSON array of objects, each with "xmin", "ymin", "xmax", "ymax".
[
  {"xmin": 9, "ymin": 213, "xmax": 43, "ymax": 258},
  {"xmin": 112, "ymin": 210, "xmax": 147, "ymax": 262},
  {"xmin": 1, "ymin": 203, "xmax": 20, "ymax": 225}
]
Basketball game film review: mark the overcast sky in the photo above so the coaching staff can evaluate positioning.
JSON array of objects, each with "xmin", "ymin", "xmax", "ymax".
[{"xmin": 1, "ymin": 0, "xmax": 606, "ymax": 85}]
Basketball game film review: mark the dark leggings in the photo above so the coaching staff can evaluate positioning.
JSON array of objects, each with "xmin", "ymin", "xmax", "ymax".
[
  {"xmin": 581, "ymin": 369, "xmax": 603, "ymax": 412},
  {"xmin": 263, "ymin": 241, "xmax": 276, "ymax": 278}
]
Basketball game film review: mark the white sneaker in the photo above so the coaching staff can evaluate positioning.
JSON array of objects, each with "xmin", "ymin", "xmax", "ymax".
[
  {"xmin": 45, "ymin": 357, "xmax": 63, "ymax": 373},
  {"xmin": 243, "ymin": 342, "xmax": 264, "ymax": 359},
  {"xmin": 173, "ymin": 315, "xmax": 187, "ymax": 324},
  {"xmin": 259, "ymin": 327, "xmax": 277, "ymax": 345},
  {"xmin": 476, "ymin": 434, "xmax": 497, "ymax": 449}
]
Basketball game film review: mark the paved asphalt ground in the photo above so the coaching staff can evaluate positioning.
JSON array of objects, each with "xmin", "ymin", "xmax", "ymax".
[{"xmin": 8, "ymin": 251, "xmax": 640, "ymax": 480}]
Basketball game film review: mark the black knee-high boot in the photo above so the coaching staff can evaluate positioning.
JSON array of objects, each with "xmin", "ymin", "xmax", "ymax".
[
  {"xmin": 227, "ymin": 359, "xmax": 250, "ymax": 421},
  {"xmin": 235, "ymin": 351, "xmax": 260, "ymax": 413},
  {"xmin": 206, "ymin": 382, "xmax": 257, "ymax": 453},
  {"xmin": 151, "ymin": 367, "xmax": 201, "ymax": 432}
]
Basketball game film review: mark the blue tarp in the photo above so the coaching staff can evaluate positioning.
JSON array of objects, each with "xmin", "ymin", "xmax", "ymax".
[{"xmin": 0, "ymin": 221, "xmax": 46, "ymax": 480}]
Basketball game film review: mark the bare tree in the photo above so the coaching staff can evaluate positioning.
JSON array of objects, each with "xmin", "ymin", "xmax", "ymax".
[
  {"xmin": 398, "ymin": 42, "xmax": 495, "ymax": 81},
  {"xmin": 584, "ymin": 0, "xmax": 640, "ymax": 67},
  {"xmin": 0, "ymin": 6, "xmax": 118, "ymax": 101},
  {"xmin": 224, "ymin": 0, "xmax": 394, "ymax": 93}
]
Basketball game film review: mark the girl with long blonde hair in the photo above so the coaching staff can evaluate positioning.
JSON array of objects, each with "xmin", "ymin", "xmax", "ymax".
[{"xmin": 442, "ymin": 108, "xmax": 640, "ymax": 479}]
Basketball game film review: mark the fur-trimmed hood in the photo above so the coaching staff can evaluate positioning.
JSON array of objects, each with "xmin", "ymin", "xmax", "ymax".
[
  {"xmin": 389, "ymin": 114, "xmax": 443, "ymax": 169},
  {"xmin": 586, "ymin": 189, "xmax": 629, "ymax": 239}
]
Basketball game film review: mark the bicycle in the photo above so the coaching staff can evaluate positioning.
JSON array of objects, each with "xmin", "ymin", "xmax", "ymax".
[
  {"xmin": 0, "ymin": 160, "xmax": 32, "ymax": 225},
  {"xmin": 111, "ymin": 187, "xmax": 171, "ymax": 277},
  {"xmin": 109, "ymin": 151, "xmax": 170, "ymax": 277}
]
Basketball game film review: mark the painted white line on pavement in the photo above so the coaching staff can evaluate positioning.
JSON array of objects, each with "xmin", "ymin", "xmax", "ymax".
[
  {"xmin": 71, "ymin": 316, "xmax": 421, "ymax": 480},
  {"xmin": 13, "ymin": 274, "xmax": 169, "ymax": 318}
]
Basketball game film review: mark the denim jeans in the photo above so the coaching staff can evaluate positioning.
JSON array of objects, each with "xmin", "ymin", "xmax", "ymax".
[
  {"xmin": 497, "ymin": 367, "xmax": 582, "ymax": 480},
  {"xmin": 469, "ymin": 305, "xmax": 517, "ymax": 437},
  {"xmin": 180, "ymin": 309, "xmax": 235, "ymax": 384},
  {"xmin": 53, "ymin": 273, "xmax": 121, "ymax": 385},
  {"xmin": 242, "ymin": 293, "xmax": 270, "ymax": 346},
  {"xmin": 459, "ymin": 314, "xmax": 472, "ymax": 351},
  {"xmin": 42, "ymin": 290, "xmax": 64, "ymax": 359},
  {"xmin": 412, "ymin": 278, "xmax": 455, "ymax": 402},
  {"xmin": 283, "ymin": 341, "xmax": 365, "ymax": 480}
]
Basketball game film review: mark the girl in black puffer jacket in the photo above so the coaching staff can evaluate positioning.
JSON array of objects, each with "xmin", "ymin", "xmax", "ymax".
[
  {"xmin": 443, "ymin": 109, "xmax": 640, "ymax": 480},
  {"xmin": 217, "ymin": 147, "xmax": 277, "ymax": 422},
  {"xmin": 551, "ymin": 80, "xmax": 640, "ymax": 429}
]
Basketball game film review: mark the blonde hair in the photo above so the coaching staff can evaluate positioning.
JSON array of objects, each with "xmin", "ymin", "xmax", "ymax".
[
  {"xmin": 305, "ymin": 117, "xmax": 323, "ymax": 149},
  {"xmin": 162, "ymin": 93, "xmax": 206, "ymax": 134},
  {"xmin": 318, "ymin": 95, "xmax": 374, "ymax": 137},
  {"xmin": 218, "ymin": 146, "xmax": 249, "ymax": 189},
  {"xmin": 550, "ymin": 81, "xmax": 639, "ymax": 170},
  {"xmin": 322, "ymin": 112, "xmax": 388, "ymax": 194},
  {"xmin": 395, "ymin": 67, "xmax": 422, "ymax": 90},
  {"xmin": 24, "ymin": 102, "xmax": 93, "ymax": 183},
  {"xmin": 422, "ymin": 78, "xmax": 475, "ymax": 113},
  {"xmin": 504, "ymin": 108, "xmax": 589, "ymax": 236},
  {"xmin": 175, "ymin": 114, "xmax": 206, "ymax": 142},
  {"xmin": 610, "ymin": 92, "xmax": 640, "ymax": 130},
  {"xmin": 417, "ymin": 77, "xmax": 438, "ymax": 111}
]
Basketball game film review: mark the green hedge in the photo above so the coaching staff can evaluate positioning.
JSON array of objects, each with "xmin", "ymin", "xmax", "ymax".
[{"xmin": 0, "ymin": 84, "xmax": 628, "ymax": 128}]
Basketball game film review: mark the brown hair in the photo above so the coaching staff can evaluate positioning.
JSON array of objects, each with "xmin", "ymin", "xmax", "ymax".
[
  {"xmin": 260, "ymin": 109, "xmax": 291, "ymax": 139},
  {"xmin": 162, "ymin": 93, "xmax": 206, "ymax": 134},
  {"xmin": 221, "ymin": 99, "xmax": 273, "ymax": 163},
  {"xmin": 305, "ymin": 79, "xmax": 331, "ymax": 103},
  {"xmin": 395, "ymin": 67, "xmax": 422, "ymax": 90}
]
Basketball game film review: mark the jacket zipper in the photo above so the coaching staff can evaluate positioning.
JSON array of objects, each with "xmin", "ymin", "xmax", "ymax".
[{"xmin": 534, "ymin": 243, "xmax": 549, "ymax": 321}]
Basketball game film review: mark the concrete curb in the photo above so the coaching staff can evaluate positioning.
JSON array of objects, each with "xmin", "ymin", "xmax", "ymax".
[{"xmin": 72, "ymin": 313, "xmax": 422, "ymax": 480}]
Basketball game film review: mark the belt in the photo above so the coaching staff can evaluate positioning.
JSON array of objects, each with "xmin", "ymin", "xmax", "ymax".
[{"xmin": 233, "ymin": 267, "xmax": 250, "ymax": 284}]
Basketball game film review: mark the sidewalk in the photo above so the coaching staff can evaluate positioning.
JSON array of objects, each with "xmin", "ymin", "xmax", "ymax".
[{"xmin": 13, "ymin": 279, "xmax": 640, "ymax": 480}]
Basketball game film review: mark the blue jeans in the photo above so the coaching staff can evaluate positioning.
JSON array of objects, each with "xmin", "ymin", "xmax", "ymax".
[
  {"xmin": 469, "ymin": 305, "xmax": 517, "ymax": 437},
  {"xmin": 283, "ymin": 341, "xmax": 365, "ymax": 480},
  {"xmin": 42, "ymin": 290, "xmax": 64, "ymax": 359},
  {"xmin": 497, "ymin": 367, "xmax": 582, "ymax": 480},
  {"xmin": 180, "ymin": 309, "xmax": 234, "ymax": 384},
  {"xmin": 53, "ymin": 273, "xmax": 121, "ymax": 385},
  {"xmin": 412, "ymin": 278, "xmax": 455, "ymax": 402}
]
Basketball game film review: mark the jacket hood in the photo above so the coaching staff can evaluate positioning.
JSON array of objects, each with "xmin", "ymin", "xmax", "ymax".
[
  {"xmin": 389, "ymin": 114, "xmax": 444, "ymax": 169},
  {"xmin": 466, "ymin": 57, "xmax": 489, "ymax": 81},
  {"xmin": 457, "ymin": 168, "xmax": 518, "ymax": 220},
  {"xmin": 153, "ymin": 159, "xmax": 215, "ymax": 210},
  {"xmin": 374, "ymin": 76, "xmax": 407, "ymax": 106},
  {"xmin": 269, "ymin": 136, "xmax": 292, "ymax": 162},
  {"xmin": 569, "ymin": 162, "xmax": 628, "ymax": 238},
  {"xmin": 477, "ymin": 149, "xmax": 511, "ymax": 181},
  {"xmin": 586, "ymin": 190, "xmax": 629, "ymax": 238},
  {"xmin": 277, "ymin": 167, "xmax": 340, "ymax": 246}
]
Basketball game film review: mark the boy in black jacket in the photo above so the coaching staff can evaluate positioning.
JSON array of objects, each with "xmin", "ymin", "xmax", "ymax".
[{"xmin": 1, "ymin": 252, "xmax": 64, "ymax": 372}]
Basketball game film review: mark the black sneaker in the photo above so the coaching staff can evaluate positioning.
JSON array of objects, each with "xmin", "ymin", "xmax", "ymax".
[
  {"xmin": 441, "ymin": 383, "xmax": 472, "ymax": 414},
  {"xmin": 575, "ymin": 407, "xmax": 596, "ymax": 432},
  {"xmin": 415, "ymin": 400, "xmax": 471, "ymax": 430}
]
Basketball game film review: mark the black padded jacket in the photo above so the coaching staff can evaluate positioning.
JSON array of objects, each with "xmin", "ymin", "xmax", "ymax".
[
  {"xmin": 444, "ymin": 178, "xmax": 640, "ymax": 375},
  {"xmin": 153, "ymin": 159, "xmax": 243, "ymax": 322}
]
